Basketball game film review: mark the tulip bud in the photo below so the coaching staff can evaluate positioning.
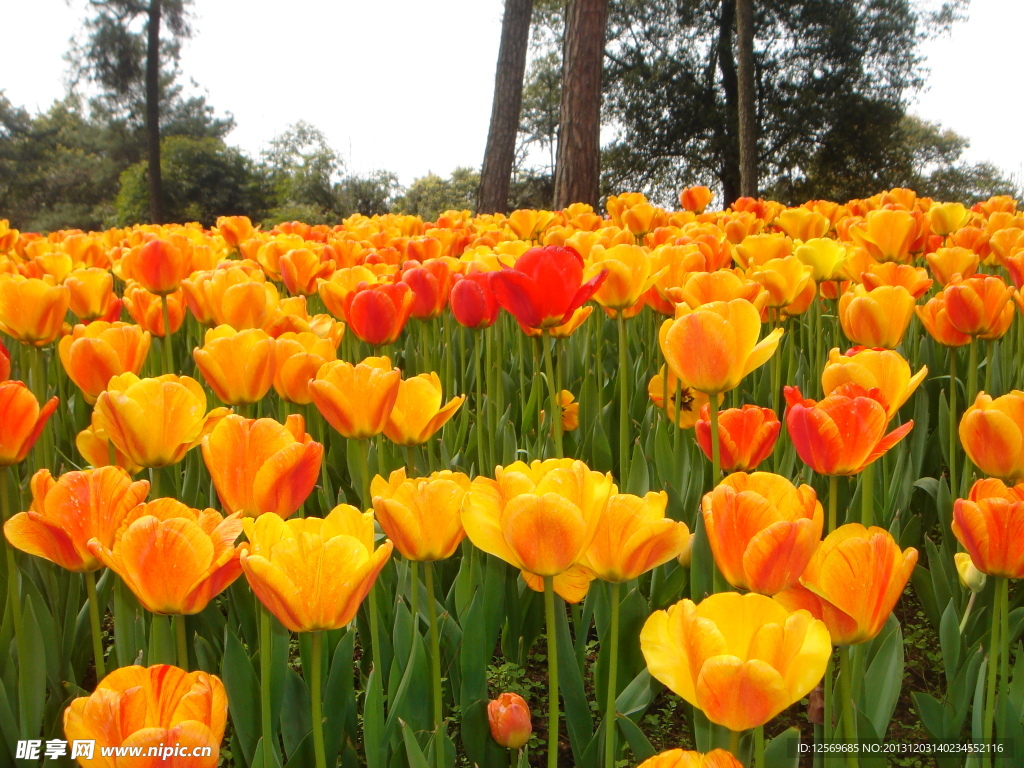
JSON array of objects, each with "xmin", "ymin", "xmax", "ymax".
[
  {"xmin": 487, "ymin": 692, "xmax": 532, "ymax": 749},
  {"xmin": 676, "ymin": 533, "xmax": 695, "ymax": 568},
  {"xmin": 954, "ymin": 553, "xmax": 986, "ymax": 594}
]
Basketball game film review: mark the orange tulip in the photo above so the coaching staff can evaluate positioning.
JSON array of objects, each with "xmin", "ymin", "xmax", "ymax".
[
  {"xmin": 640, "ymin": 591, "xmax": 830, "ymax": 731},
  {"xmin": 89, "ymin": 498, "xmax": 244, "ymax": 615},
  {"xmin": 463, "ymin": 459, "xmax": 614, "ymax": 603},
  {"xmin": 953, "ymin": 479, "xmax": 1024, "ymax": 579},
  {"xmin": 679, "ymin": 186, "xmax": 713, "ymax": 214},
  {"xmin": 557, "ymin": 389, "xmax": 579, "ymax": 432},
  {"xmin": 240, "ymin": 504, "xmax": 393, "ymax": 632},
  {"xmin": 64, "ymin": 665, "xmax": 227, "ymax": 768},
  {"xmin": 58, "ymin": 321, "xmax": 151, "ymax": 404},
  {"xmin": 586, "ymin": 244, "xmax": 662, "ymax": 312},
  {"xmin": 400, "ymin": 259, "xmax": 454, "ymax": 320},
  {"xmin": 942, "ymin": 273, "xmax": 1016, "ymax": 339},
  {"xmin": 694, "ymin": 404, "xmax": 780, "ymax": 471},
  {"xmin": 4, "ymin": 466, "xmax": 149, "ymax": 572},
  {"xmin": 734, "ymin": 233, "xmax": 792, "ymax": 269},
  {"xmin": 309, "ymin": 357, "xmax": 401, "ymax": 439},
  {"xmin": 745, "ymin": 255, "xmax": 813, "ymax": 308},
  {"xmin": 344, "ymin": 281, "xmax": 415, "ymax": 346},
  {"xmin": 774, "ymin": 523, "xmax": 917, "ymax": 645},
  {"xmin": 217, "ymin": 215, "xmax": 255, "ymax": 249},
  {"xmin": 0, "ymin": 380, "xmax": 58, "ymax": 466},
  {"xmin": 123, "ymin": 281, "xmax": 186, "ymax": 338},
  {"xmin": 959, "ymin": 390, "xmax": 1024, "ymax": 483},
  {"xmin": 202, "ymin": 414, "xmax": 322, "ymax": 519},
  {"xmin": 487, "ymin": 692, "xmax": 532, "ymax": 750},
  {"xmin": 280, "ymin": 247, "xmax": 335, "ymax": 296},
  {"xmin": 674, "ymin": 270, "xmax": 766, "ymax": 313},
  {"xmin": 0, "ymin": 341, "xmax": 8, "ymax": 381},
  {"xmin": 94, "ymin": 373, "xmax": 227, "ymax": 469},
  {"xmin": 0, "ymin": 274, "xmax": 70, "ymax": 346},
  {"xmin": 659, "ymin": 299, "xmax": 783, "ymax": 395},
  {"xmin": 648, "ymin": 366, "xmax": 720, "ymax": 429},
  {"xmin": 821, "ymin": 346, "xmax": 927, "ymax": 420},
  {"xmin": 193, "ymin": 325, "xmax": 276, "ymax": 406},
  {"xmin": 925, "ymin": 246, "xmax": 979, "ymax": 287},
  {"xmin": 273, "ymin": 331, "xmax": 338, "ymax": 405},
  {"xmin": 776, "ymin": 207, "xmax": 831, "ymax": 241},
  {"xmin": 581, "ymin": 490, "xmax": 689, "ymax": 583},
  {"xmin": 916, "ymin": 291, "xmax": 972, "ymax": 347},
  {"xmin": 122, "ymin": 238, "xmax": 191, "ymax": 296},
  {"xmin": 182, "ymin": 265, "xmax": 280, "ymax": 330},
  {"xmin": 65, "ymin": 267, "xmax": 120, "ymax": 321},
  {"xmin": 371, "ymin": 468, "xmax": 471, "ymax": 561},
  {"xmin": 837, "ymin": 284, "xmax": 915, "ymax": 349},
  {"xmin": 384, "ymin": 371, "xmax": 464, "ymax": 446},
  {"xmin": 637, "ymin": 749, "xmax": 744, "ymax": 768},
  {"xmin": 784, "ymin": 384, "xmax": 912, "ymax": 476},
  {"xmin": 848, "ymin": 208, "xmax": 918, "ymax": 263},
  {"xmin": 859, "ymin": 262, "xmax": 932, "ymax": 298},
  {"xmin": 701, "ymin": 472, "xmax": 823, "ymax": 594},
  {"xmin": 76, "ymin": 418, "xmax": 144, "ymax": 475}
]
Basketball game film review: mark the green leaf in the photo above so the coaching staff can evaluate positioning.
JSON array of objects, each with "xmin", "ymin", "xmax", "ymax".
[
  {"xmin": 860, "ymin": 619, "xmax": 904, "ymax": 738},
  {"xmin": 616, "ymin": 713, "xmax": 656, "ymax": 761},
  {"xmin": 222, "ymin": 626, "xmax": 261, "ymax": 767},
  {"xmin": 400, "ymin": 720, "xmax": 431, "ymax": 768},
  {"xmin": 364, "ymin": 667, "xmax": 386, "ymax": 768},
  {"xmin": 19, "ymin": 599, "xmax": 47, "ymax": 739},
  {"xmin": 764, "ymin": 726, "xmax": 800, "ymax": 768},
  {"xmin": 938, "ymin": 599, "xmax": 961, "ymax": 685},
  {"xmin": 554, "ymin": 594, "xmax": 593, "ymax": 763},
  {"xmin": 280, "ymin": 667, "xmax": 312, "ymax": 758},
  {"xmin": 624, "ymin": 440, "xmax": 649, "ymax": 495},
  {"xmin": 147, "ymin": 615, "xmax": 175, "ymax": 666}
]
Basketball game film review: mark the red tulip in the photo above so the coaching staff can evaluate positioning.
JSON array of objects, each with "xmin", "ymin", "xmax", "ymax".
[
  {"xmin": 450, "ymin": 272, "xmax": 499, "ymax": 329},
  {"xmin": 694, "ymin": 404, "xmax": 780, "ymax": 471}
]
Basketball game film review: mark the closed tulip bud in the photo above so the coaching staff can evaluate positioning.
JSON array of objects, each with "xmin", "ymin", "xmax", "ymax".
[
  {"xmin": 695, "ymin": 404, "xmax": 780, "ymax": 471},
  {"xmin": 202, "ymin": 414, "xmax": 322, "ymax": 519},
  {"xmin": 280, "ymin": 247, "xmax": 335, "ymax": 296},
  {"xmin": 310, "ymin": 357, "xmax": 401, "ymax": 439},
  {"xmin": 64, "ymin": 665, "xmax": 227, "ymax": 768},
  {"xmin": 94, "ymin": 373, "xmax": 228, "ymax": 469},
  {"xmin": 463, "ymin": 459, "xmax": 614, "ymax": 603},
  {"xmin": 344, "ymin": 282, "xmax": 415, "ymax": 346},
  {"xmin": 193, "ymin": 325, "xmax": 275, "ymax": 406},
  {"xmin": 785, "ymin": 385, "xmax": 912, "ymax": 476},
  {"xmin": 490, "ymin": 245, "xmax": 607, "ymax": 330},
  {"xmin": 240, "ymin": 504, "xmax": 393, "ymax": 632},
  {"xmin": 487, "ymin": 692, "xmax": 532, "ymax": 749},
  {"xmin": 821, "ymin": 346, "xmax": 927, "ymax": 420},
  {"xmin": 371, "ymin": 468, "xmax": 470, "ymax": 561},
  {"xmin": 89, "ymin": 499, "xmax": 244, "ymax": 615},
  {"xmin": 774, "ymin": 524, "xmax": 917, "ymax": 646},
  {"xmin": 943, "ymin": 274, "xmax": 1016, "ymax": 340},
  {"xmin": 641, "ymin": 592, "xmax": 830, "ymax": 731},
  {"xmin": 660, "ymin": 299, "xmax": 784, "ymax": 395},
  {"xmin": 273, "ymin": 331, "xmax": 338, "ymax": 405},
  {"xmin": 0, "ymin": 381, "xmax": 58, "ymax": 466},
  {"xmin": 123, "ymin": 281, "xmax": 185, "ymax": 338},
  {"xmin": 838, "ymin": 284, "xmax": 915, "ymax": 349},
  {"xmin": 581, "ymin": 490, "xmax": 689, "ymax": 583},
  {"xmin": 929, "ymin": 202, "xmax": 969, "ymax": 236},
  {"xmin": 58, "ymin": 322, "xmax": 151, "ymax": 404},
  {"xmin": 959, "ymin": 391, "xmax": 1024, "ymax": 483},
  {"xmin": 384, "ymin": 372, "xmax": 464, "ymax": 446},
  {"xmin": 702, "ymin": 472, "xmax": 823, "ymax": 594},
  {"xmin": 0, "ymin": 274, "xmax": 70, "ymax": 346},
  {"xmin": 954, "ymin": 552, "xmax": 986, "ymax": 593},
  {"xmin": 676, "ymin": 532, "xmax": 695, "ymax": 568},
  {"xmin": 4, "ymin": 467, "xmax": 149, "ymax": 572},
  {"xmin": 637, "ymin": 749, "xmax": 745, "ymax": 768},
  {"xmin": 450, "ymin": 272, "xmax": 499, "ymax": 329},
  {"xmin": 124, "ymin": 238, "xmax": 190, "ymax": 295},
  {"xmin": 925, "ymin": 246, "xmax": 979, "ymax": 287},
  {"xmin": 679, "ymin": 186, "xmax": 713, "ymax": 214},
  {"xmin": 400, "ymin": 259, "xmax": 454, "ymax": 320},
  {"xmin": 916, "ymin": 292, "xmax": 972, "ymax": 347},
  {"xmin": 66, "ymin": 267, "xmax": 120, "ymax": 321}
]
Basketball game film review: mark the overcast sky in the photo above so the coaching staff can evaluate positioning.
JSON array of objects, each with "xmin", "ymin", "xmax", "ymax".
[{"xmin": 3, "ymin": 0, "xmax": 1022, "ymax": 188}]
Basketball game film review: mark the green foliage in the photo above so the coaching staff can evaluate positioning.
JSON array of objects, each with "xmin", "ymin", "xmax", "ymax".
[
  {"xmin": 393, "ymin": 167, "xmax": 481, "ymax": 221},
  {"xmin": 115, "ymin": 136, "xmax": 271, "ymax": 226}
]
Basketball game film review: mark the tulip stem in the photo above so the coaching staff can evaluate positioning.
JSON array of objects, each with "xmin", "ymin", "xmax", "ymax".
[
  {"xmin": 999, "ymin": 576, "xmax": 1009, "ymax": 700},
  {"xmin": 425, "ymin": 562, "xmax": 445, "ymax": 768},
  {"xmin": 260, "ymin": 605, "xmax": 274, "ymax": 768},
  {"xmin": 828, "ymin": 475, "xmax": 838, "ymax": 533},
  {"xmin": 708, "ymin": 395, "xmax": 722, "ymax": 483},
  {"xmin": 967, "ymin": 339, "xmax": 978, "ymax": 411},
  {"xmin": 410, "ymin": 560, "xmax": 420, "ymax": 644},
  {"xmin": 357, "ymin": 438, "xmax": 371, "ymax": 509},
  {"xmin": 949, "ymin": 350, "xmax": 957, "ymax": 499},
  {"xmin": 604, "ymin": 581, "xmax": 620, "ymax": 768},
  {"xmin": 475, "ymin": 332, "xmax": 485, "ymax": 474},
  {"xmin": 311, "ymin": 630, "xmax": 327, "ymax": 768},
  {"xmin": 543, "ymin": 576, "xmax": 559, "ymax": 768},
  {"xmin": 860, "ymin": 462, "xmax": 874, "ymax": 528},
  {"xmin": 979, "ymin": 577, "xmax": 1002, "ymax": 767},
  {"xmin": 728, "ymin": 729, "xmax": 740, "ymax": 760},
  {"xmin": 617, "ymin": 313, "xmax": 629, "ymax": 478},
  {"xmin": 1, "ymin": 469, "xmax": 28, "ymax": 738},
  {"xmin": 174, "ymin": 613, "xmax": 188, "ymax": 670},
  {"xmin": 541, "ymin": 331, "xmax": 563, "ymax": 458},
  {"xmin": 755, "ymin": 724, "xmax": 765, "ymax": 768},
  {"xmin": 84, "ymin": 571, "xmax": 106, "ymax": 680},
  {"xmin": 837, "ymin": 646, "xmax": 859, "ymax": 768},
  {"xmin": 958, "ymin": 592, "xmax": 975, "ymax": 635},
  {"xmin": 823, "ymin": 654, "xmax": 834, "ymax": 746},
  {"xmin": 160, "ymin": 294, "xmax": 174, "ymax": 374}
]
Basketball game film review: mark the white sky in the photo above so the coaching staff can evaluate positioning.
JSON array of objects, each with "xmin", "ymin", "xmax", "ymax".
[{"xmin": 2, "ymin": 0, "xmax": 1023, "ymax": 188}]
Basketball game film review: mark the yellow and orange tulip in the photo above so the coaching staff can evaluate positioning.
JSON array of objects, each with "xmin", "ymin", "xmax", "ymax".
[
  {"xmin": 821, "ymin": 346, "xmax": 927, "ymax": 420},
  {"xmin": 309, "ymin": 357, "xmax": 401, "ymax": 440},
  {"xmin": 58, "ymin": 322, "xmax": 151, "ymax": 403},
  {"xmin": 0, "ymin": 273, "xmax": 70, "ymax": 346},
  {"xmin": 953, "ymin": 478, "xmax": 1024, "ymax": 579},
  {"xmin": 384, "ymin": 371, "xmax": 464, "ymax": 446},
  {"xmin": 959, "ymin": 391, "xmax": 1024, "ymax": 483},
  {"xmin": 837, "ymin": 284, "xmax": 915, "ymax": 349},
  {"xmin": 193, "ymin": 325, "xmax": 276, "ymax": 406},
  {"xmin": 0, "ymin": 380, "xmax": 58, "ymax": 466},
  {"xmin": 371, "ymin": 468, "xmax": 471, "ymax": 561}
]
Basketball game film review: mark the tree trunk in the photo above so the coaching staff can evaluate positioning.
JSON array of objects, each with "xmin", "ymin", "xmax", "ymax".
[
  {"xmin": 553, "ymin": 0, "xmax": 609, "ymax": 210},
  {"xmin": 146, "ymin": 0, "xmax": 164, "ymax": 224},
  {"xmin": 736, "ymin": 0, "xmax": 757, "ymax": 198},
  {"xmin": 716, "ymin": 0, "xmax": 741, "ymax": 206},
  {"xmin": 479, "ymin": 0, "xmax": 535, "ymax": 215}
]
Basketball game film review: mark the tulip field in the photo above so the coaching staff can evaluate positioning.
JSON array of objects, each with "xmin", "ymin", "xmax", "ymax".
[{"xmin": 1, "ymin": 188, "xmax": 1024, "ymax": 768}]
